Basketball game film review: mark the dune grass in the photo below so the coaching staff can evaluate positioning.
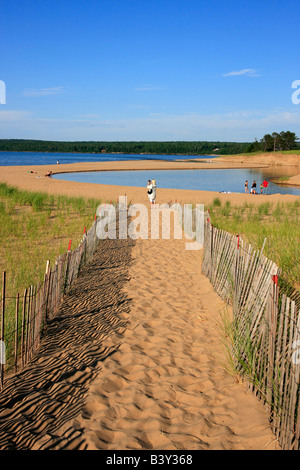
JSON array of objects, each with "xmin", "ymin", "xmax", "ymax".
[
  {"xmin": 232, "ymin": 150, "xmax": 300, "ymax": 157},
  {"xmin": 208, "ymin": 198, "xmax": 300, "ymax": 294},
  {"xmin": 0, "ymin": 183, "xmax": 102, "ymax": 301},
  {"xmin": 281, "ymin": 150, "xmax": 300, "ymax": 155}
]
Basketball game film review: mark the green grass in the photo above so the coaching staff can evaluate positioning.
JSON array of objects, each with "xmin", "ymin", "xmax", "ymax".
[
  {"xmin": 209, "ymin": 198, "xmax": 300, "ymax": 424},
  {"xmin": 0, "ymin": 182, "xmax": 103, "ymax": 309},
  {"xmin": 227, "ymin": 150, "xmax": 300, "ymax": 157},
  {"xmin": 281, "ymin": 150, "xmax": 300, "ymax": 155},
  {"xmin": 212, "ymin": 197, "xmax": 221, "ymax": 207},
  {"xmin": 219, "ymin": 308, "xmax": 262, "ymax": 386},
  {"xmin": 274, "ymin": 176, "xmax": 290, "ymax": 182},
  {"xmin": 207, "ymin": 199, "xmax": 300, "ymax": 293},
  {"xmin": 0, "ymin": 183, "xmax": 109, "ymax": 368},
  {"xmin": 230, "ymin": 151, "xmax": 263, "ymax": 157}
]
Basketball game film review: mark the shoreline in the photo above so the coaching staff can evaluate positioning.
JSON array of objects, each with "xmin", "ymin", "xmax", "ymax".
[{"xmin": 0, "ymin": 155, "xmax": 300, "ymax": 207}]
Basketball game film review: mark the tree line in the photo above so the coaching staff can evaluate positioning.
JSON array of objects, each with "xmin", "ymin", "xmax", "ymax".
[
  {"xmin": 0, "ymin": 139, "xmax": 250, "ymax": 155},
  {"xmin": 246, "ymin": 131, "xmax": 299, "ymax": 153},
  {"xmin": 1, "ymin": 136, "xmax": 298, "ymax": 156}
]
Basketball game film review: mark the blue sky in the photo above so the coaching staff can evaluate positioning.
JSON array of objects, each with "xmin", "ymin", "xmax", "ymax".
[{"xmin": 1, "ymin": 0, "xmax": 300, "ymax": 142}]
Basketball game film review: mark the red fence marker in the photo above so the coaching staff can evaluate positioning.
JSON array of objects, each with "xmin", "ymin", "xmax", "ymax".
[{"xmin": 68, "ymin": 240, "xmax": 72, "ymax": 252}]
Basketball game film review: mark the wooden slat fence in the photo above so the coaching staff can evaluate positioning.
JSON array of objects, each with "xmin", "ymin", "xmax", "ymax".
[
  {"xmin": 0, "ymin": 217, "xmax": 99, "ymax": 389},
  {"xmin": 1, "ymin": 202, "xmax": 299, "ymax": 449},
  {"xmin": 201, "ymin": 212, "xmax": 300, "ymax": 450}
]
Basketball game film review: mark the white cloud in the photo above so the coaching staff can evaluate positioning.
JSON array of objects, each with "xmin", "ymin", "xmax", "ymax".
[
  {"xmin": 0, "ymin": 110, "xmax": 31, "ymax": 121},
  {"xmin": 23, "ymin": 86, "xmax": 64, "ymax": 97},
  {"xmin": 0, "ymin": 108, "xmax": 299, "ymax": 142},
  {"xmin": 223, "ymin": 68, "xmax": 259, "ymax": 77}
]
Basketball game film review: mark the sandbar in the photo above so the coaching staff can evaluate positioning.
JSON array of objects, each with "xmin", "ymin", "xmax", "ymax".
[{"xmin": 1, "ymin": 153, "xmax": 300, "ymax": 207}]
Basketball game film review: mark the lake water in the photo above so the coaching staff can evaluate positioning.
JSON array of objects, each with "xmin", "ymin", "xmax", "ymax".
[
  {"xmin": 0, "ymin": 151, "xmax": 213, "ymax": 166},
  {"xmin": 53, "ymin": 168, "xmax": 300, "ymax": 195},
  {"xmin": 1, "ymin": 151, "xmax": 299, "ymax": 195}
]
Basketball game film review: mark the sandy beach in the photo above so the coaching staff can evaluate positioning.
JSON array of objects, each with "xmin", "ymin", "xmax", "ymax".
[
  {"xmin": 0, "ymin": 153, "xmax": 299, "ymax": 450},
  {"xmin": 0, "ymin": 153, "xmax": 300, "ymax": 208},
  {"xmin": 80, "ymin": 221, "xmax": 279, "ymax": 450},
  {"xmin": 2, "ymin": 0, "xmax": 299, "ymax": 451},
  {"xmin": 0, "ymin": 200, "xmax": 279, "ymax": 450}
]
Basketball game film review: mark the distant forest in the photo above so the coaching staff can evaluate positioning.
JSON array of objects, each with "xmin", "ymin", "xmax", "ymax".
[
  {"xmin": 0, "ymin": 139, "xmax": 251, "ymax": 155},
  {"xmin": 247, "ymin": 131, "xmax": 299, "ymax": 153}
]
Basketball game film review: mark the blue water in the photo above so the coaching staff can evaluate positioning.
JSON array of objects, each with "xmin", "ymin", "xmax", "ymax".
[
  {"xmin": 0, "ymin": 151, "xmax": 213, "ymax": 166},
  {"xmin": 1, "ymin": 151, "xmax": 299, "ymax": 195},
  {"xmin": 53, "ymin": 168, "xmax": 300, "ymax": 196}
]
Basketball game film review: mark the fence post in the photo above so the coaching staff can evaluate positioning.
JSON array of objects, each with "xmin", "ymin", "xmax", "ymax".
[
  {"xmin": 30, "ymin": 285, "xmax": 36, "ymax": 359},
  {"xmin": 14, "ymin": 293, "xmax": 19, "ymax": 373},
  {"xmin": 266, "ymin": 269, "xmax": 279, "ymax": 419},
  {"xmin": 44, "ymin": 268, "xmax": 51, "ymax": 323},
  {"xmin": 210, "ymin": 224, "xmax": 214, "ymax": 276},
  {"xmin": 0, "ymin": 272, "xmax": 6, "ymax": 390},
  {"xmin": 63, "ymin": 240, "xmax": 72, "ymax": 294},
  {"xmin": 24, "ymin": 286, "xmax": 32, "ymax": 365},
  {"xmin": 21, "ymin": 289, "xmax": 27, "ymax": 368}
]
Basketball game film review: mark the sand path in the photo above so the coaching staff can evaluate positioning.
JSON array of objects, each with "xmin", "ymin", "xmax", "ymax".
[
  {"xmin": 0, "ymin": 209, "xmax": 279, "ymax": 450},
  {"xmin": 78, "ymin": 211, "xmax": 278, "ymax": 450}
]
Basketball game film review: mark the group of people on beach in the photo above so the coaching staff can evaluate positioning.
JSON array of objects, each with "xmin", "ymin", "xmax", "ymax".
[
  {"xmin": 147, "ymin": 179, "xmax": 157, "ymax": 206},
  {"xmin": 245, "ymin": 179, "xmax": 269, "ymax": 195}
]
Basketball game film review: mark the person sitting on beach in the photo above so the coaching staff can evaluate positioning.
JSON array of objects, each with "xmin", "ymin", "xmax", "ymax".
[
  {"xmin": 45, "ymin": 170, "xmax": 53, "ymax": 178},
  {"xmin": 245, "ymin": 180, "xmax": 249, "ymax": 194},
  {"xmin": 149, "ymin": 179, "xmax": 157, "ymax": 206}
]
